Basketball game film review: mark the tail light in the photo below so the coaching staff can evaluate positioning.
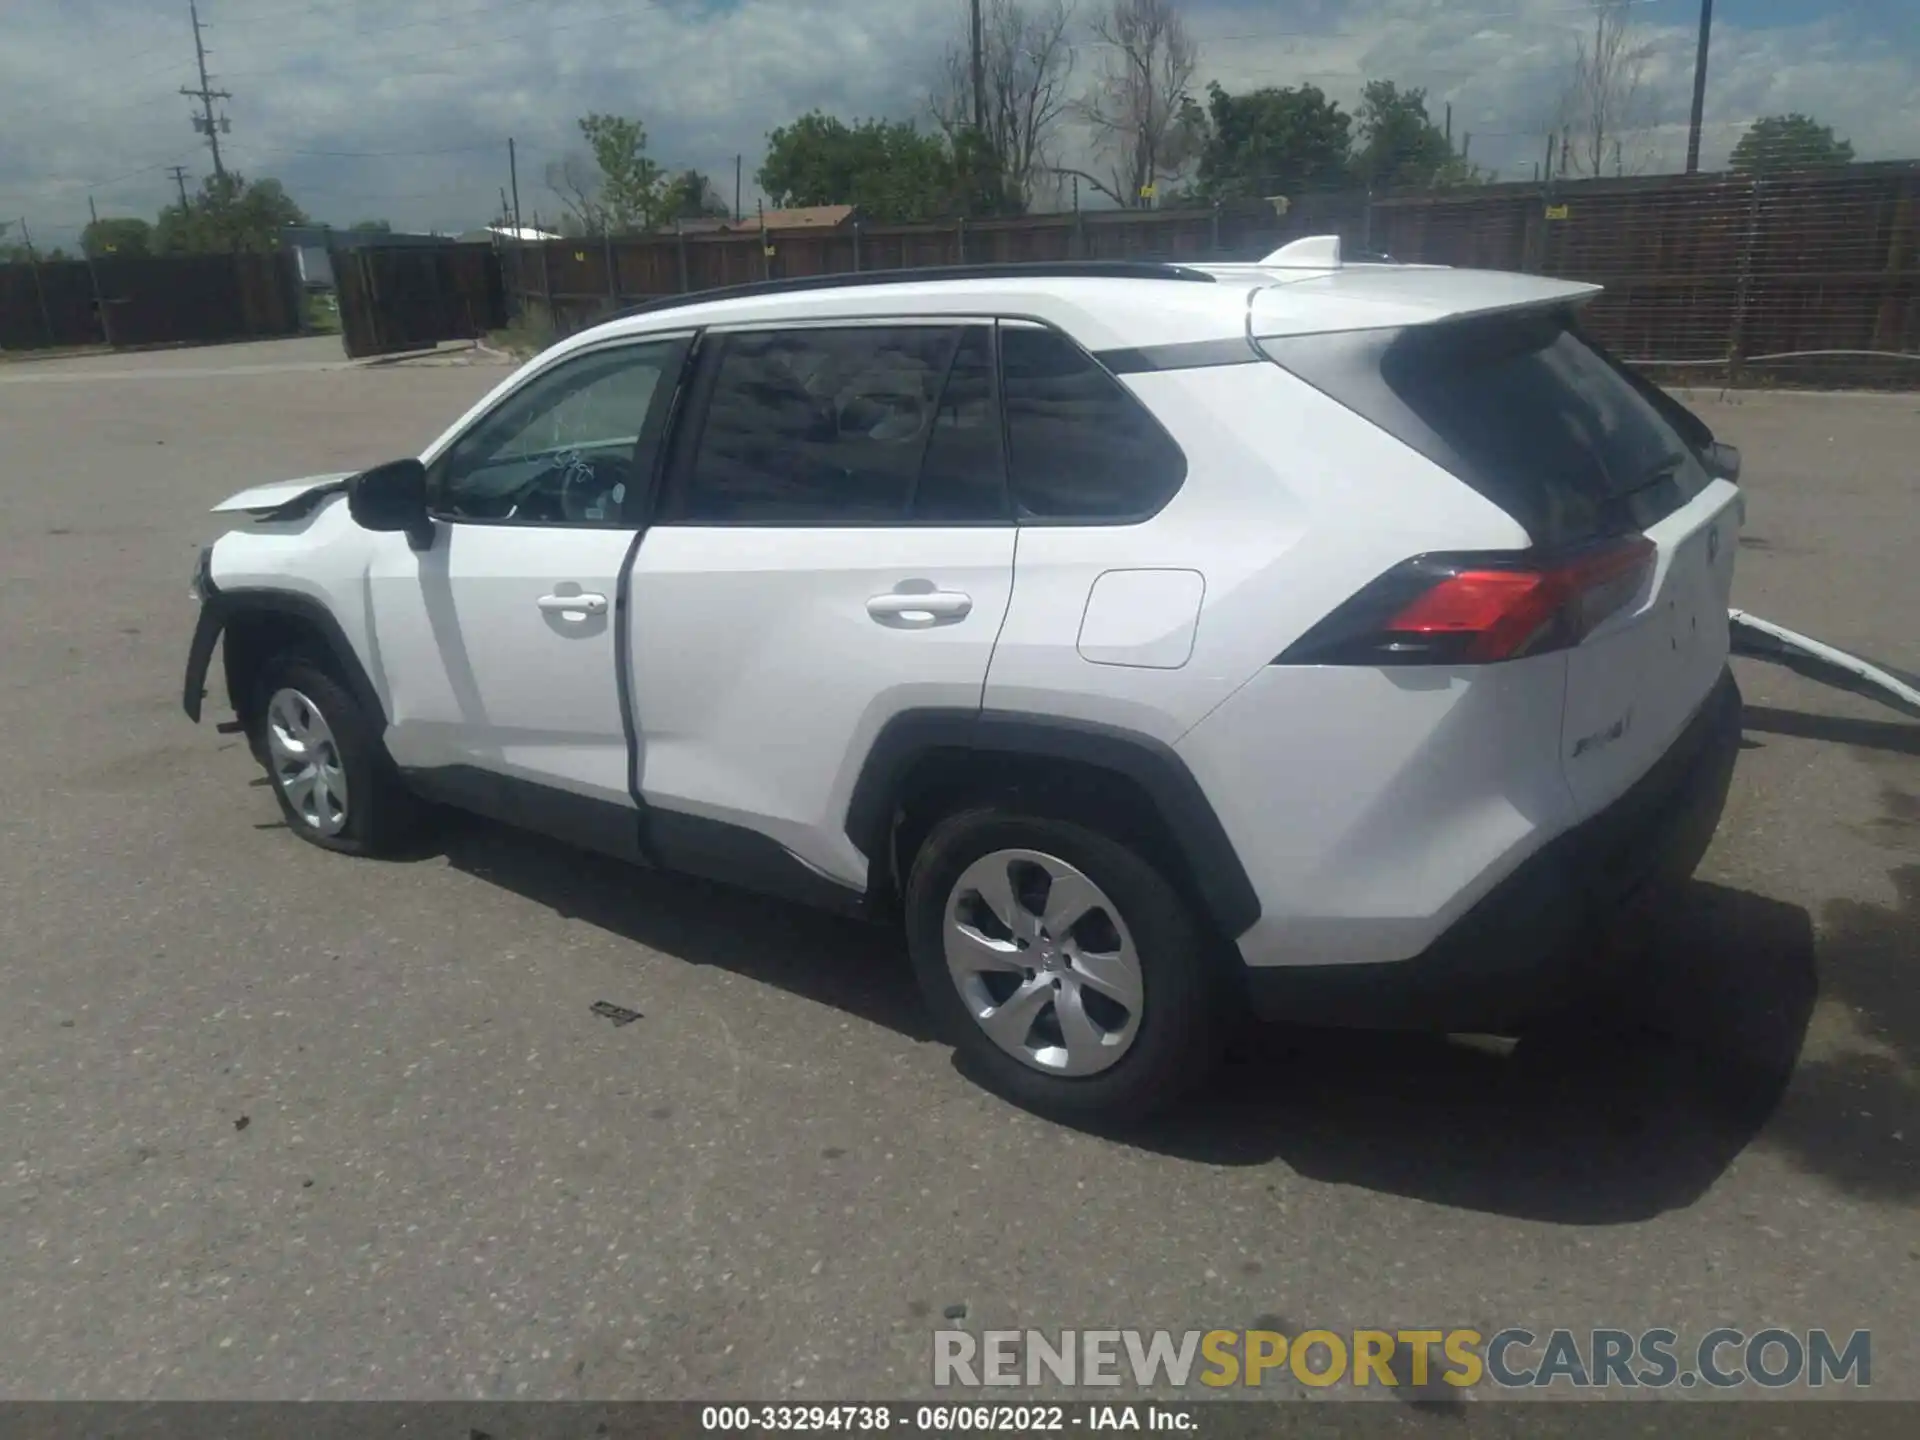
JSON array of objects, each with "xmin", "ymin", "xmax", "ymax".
[{"xmin": 1277, "ymin": 535, "xmax": 1657, "ymax": 666}]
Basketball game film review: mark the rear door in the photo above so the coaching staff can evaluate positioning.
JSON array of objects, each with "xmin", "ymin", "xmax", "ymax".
[
  {"xmin": 1262, "ymin": 304, "xmax": 1741, "ymax": 814},
  {"xmin": 627, "ymin": 321, "xmax": 1015, "ymax": 889}
]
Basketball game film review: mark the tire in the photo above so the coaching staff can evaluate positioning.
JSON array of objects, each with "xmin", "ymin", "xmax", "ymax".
[
  {"xmin": 253, "ymin": 653, "xmax": 422, "ymax": 857},
  {"xmin": 905, "ymin": 808, "xmax": 1221, "ymax": 1125}
]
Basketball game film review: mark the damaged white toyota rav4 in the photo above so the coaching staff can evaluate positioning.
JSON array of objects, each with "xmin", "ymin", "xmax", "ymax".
[{"xmin": 185, "ymin": 242, "xmax": 1746, "ymax": 1123}]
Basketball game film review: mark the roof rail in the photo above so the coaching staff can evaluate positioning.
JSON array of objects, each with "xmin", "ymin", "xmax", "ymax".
[{"xmin": 606, "ymin": 260, "xmax": 1217, "ymax": 323}]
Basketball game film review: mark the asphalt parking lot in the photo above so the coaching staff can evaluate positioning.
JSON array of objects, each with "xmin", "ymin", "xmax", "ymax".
[{"xmin": 1, "ymin": 337, "xmax": 1915, "ymax": 1402}]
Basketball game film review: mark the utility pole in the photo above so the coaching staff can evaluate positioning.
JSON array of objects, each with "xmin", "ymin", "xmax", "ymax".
[
  {"xmin": 17, "ymin": 218, "xmax": 56, "ymax": 347},
  {"xmin": 734, "ymin": 154, "xmax": 742, "ymax": 223},
  {"xmin": 507, "ymin": 137, "xmax": 523, "ymax": 237},
  {"xmin": 168, "ymin": 165, "xmax": 192, "ymax": 209},
  {"xmin": 180, "ymin": 1, "xmax": 231, "ymax": 179},
  {"xmin": 83, "ymin": 197, "xmax": 117, "ymax": 346},
  {"xmin": 969, "ymin": 0, "xmax": 985, "ymax": 133},
  {"xmin": 1685, "ymin": 0, "xmax": 1715, "ymax": 174}
]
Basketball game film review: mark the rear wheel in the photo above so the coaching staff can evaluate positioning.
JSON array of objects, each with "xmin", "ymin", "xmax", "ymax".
[
  {"xmin": 905, "ymin": 808, "xmax": 1221, "ymax": 1124},
  {"xmin": 254, "ymin": 655, "xmax": 421, "ymax": 856}
]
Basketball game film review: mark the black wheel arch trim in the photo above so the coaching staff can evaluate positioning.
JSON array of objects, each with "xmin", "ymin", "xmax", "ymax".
[
  {"xmin": 184, "ymin": 583, "xmax": 388, "ymax": 731},
  {"xmin": 845, "ymin": 708, "xmax": 1262, "ymax": 940}
]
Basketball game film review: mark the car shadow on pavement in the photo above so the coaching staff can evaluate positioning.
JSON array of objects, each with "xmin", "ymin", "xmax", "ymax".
[
  {"xmin": 1761, "ymin": 860, "xmax": 1920, "ymax": 1204},
  {"xmin": 435, "ymin": 818, "xmax": 939, "ymax": 1043},
  {"xmin": 1743, "ymin": 704, "xmax": 1920, "ymax": 758},
  {"xmin": 435, "ymin": 814, "xmax": 1920, "ymax": 1219},
  {"xmin": 1118, "ymin": 879, "xmax": 1822, "ymax": 1225}
]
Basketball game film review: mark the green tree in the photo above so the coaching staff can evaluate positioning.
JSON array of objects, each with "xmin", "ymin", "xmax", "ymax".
[
  {"xmin": 758, "ymin": 112, "xmax": 977, "ymax": 223},
  {"xmin": 1188, "ymin": 81, "xmax": 1353, "ymax": 202},
  {"xmin": 549, "ymin": 113, "xmax": 667, "ymax": 234},
  {"xmin": 1353, "ymin": 81, "xmax": 1478, "ymax": 189},
  {"xmin": 82, "ymin": 216, "xmax": 153, "ymax": 258},
  {"xmin": 661, "ymin": 169, "xmax": 732, "ymax": 222},
  {"xmin": 155, "ymin": 173, "xmax": 308, "ymax": 253},
  {"xmin": 348, "ymin": 218, "xmax": 393, "ymax": 235},
  {"xmin": 949, "ymin": 127, "xmax": 1024, "ymax": 217},
  {"xmin": 1729, "ymin": 113, "xmax": 1855, "ymax": 175}
]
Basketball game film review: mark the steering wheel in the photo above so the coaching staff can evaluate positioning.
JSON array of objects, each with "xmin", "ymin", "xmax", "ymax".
[{"xmin": 558, "ymin": 452, "xmax": 630, "ymax": 523}]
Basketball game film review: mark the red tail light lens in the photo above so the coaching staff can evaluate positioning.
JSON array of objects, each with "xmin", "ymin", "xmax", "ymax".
[{"xmin": 1277, "ymin": 536, "xmax": 1656, "ymax": 667}]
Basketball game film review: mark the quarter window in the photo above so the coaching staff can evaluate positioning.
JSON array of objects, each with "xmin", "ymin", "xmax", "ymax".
[{"xmin": 1000, "ymin": 325, "xmax": 1187, "ymax": 521}]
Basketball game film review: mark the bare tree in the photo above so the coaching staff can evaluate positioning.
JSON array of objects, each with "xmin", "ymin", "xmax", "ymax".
[
  {"xmin": 1558, "ymin": 0, "xmax": 1657, "ymax": 177},
  {"xmin": 1073, "ymin": 0, "xmax": 1199, "ymax": 207},
  {"xmin": 933, "ymin": 0, "xmax": 1077, "ymax": 208},
  {"xmin": 546, "ymin": 153, "xmax": 606, "ymax": 235}
]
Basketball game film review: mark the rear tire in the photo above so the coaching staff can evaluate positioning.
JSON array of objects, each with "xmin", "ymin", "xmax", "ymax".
[
  {"xmin": 905, "ymin": 808, "xmax": 1221, "ymax": 1125},
  {"xmin": 253, "ymin": 654, "xmax": 422, "ymax": 857}
]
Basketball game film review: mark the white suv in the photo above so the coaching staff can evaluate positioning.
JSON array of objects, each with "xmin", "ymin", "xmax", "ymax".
[{"xmin": 185, "ymin": 243, "xmax": 1746, "ymax": 1123}]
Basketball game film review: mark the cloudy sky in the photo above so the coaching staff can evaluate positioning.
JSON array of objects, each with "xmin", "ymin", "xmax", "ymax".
[{"xmin": 1, "ymin": 0, "xmax": 1915, "ymax": 241}]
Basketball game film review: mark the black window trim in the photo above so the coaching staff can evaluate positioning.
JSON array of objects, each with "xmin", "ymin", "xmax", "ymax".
[
  {"xmin": 654, "ymin": 319, "xmax": 1016, "ymax": 530},
  {"xmin": 995, "ymin": 317, "xmax": 1190, "ymax": 528},
  {"xmin": 423, "ymin": 331, "xmax": 696, "ymax": 531}
]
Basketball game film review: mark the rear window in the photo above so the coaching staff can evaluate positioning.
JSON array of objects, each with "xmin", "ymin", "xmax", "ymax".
[{"xmin": 1260, "ymin": 310, "xmax": 1712, "ymax": 547}]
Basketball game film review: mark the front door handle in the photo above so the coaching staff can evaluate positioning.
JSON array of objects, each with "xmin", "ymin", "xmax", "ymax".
[
  {"xmin": 537, "ymin": 591, "xmax": 609, "ymax": 619},
  {"xmin": 867, "ymin": 590, "xmax": 973, "ymax": 627}
]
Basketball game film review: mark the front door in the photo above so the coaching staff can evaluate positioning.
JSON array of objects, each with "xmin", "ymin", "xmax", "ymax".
[
  {"xmin": 629, "ymin": 322, "xmax": 1015, "ymax": 889},
  {"xmin": 368, "ymin": 334, "xmax": 691, "ymax": 840}
]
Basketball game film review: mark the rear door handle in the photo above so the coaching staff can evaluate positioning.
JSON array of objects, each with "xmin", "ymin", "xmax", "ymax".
[
  {"xmin": 866, "ymin": 591, "xmax": 973, "ymax": 627},
  {"xmin": 537, "ymin": 592, "xmax": 609, "ymax": 619}
]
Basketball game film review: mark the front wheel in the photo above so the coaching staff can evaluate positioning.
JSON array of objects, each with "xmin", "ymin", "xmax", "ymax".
[
  {"xmin": 254, "ymin": 655, "xmax": 421, "ymax": 857},
  {"xmin": 904, "ymin": 809, "xmax": 1222, "ymax": 1125}
]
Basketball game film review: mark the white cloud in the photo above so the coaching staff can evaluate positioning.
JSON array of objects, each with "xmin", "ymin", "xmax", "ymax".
[{"xmin": 0, "ymin": 0, "xmax": 1912, "ymax": 240}]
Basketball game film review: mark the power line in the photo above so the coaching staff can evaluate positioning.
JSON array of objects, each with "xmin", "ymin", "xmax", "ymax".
[
  {"xmin": 212, "ymin": 2, "xmax": 662, "ymax": 81},
  {"xmin": 235, "ymin": 142, "xmax": 512, "ymax": 159}
]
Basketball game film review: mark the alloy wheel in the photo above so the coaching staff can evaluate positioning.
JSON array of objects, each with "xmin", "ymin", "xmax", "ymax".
[
  {"xmin": 265, "ymin": 687, "xmax": 350, "ymax": 837},
  {"xmin": 942, "ymin": 848, "xmax": 1145, "ymax": 1077}
]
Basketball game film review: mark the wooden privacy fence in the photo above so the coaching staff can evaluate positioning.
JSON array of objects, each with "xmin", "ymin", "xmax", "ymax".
[
  {"xmin": 0, "ymin": 251, "xmax": 303, "ymax": 352},
  {"xmin": 334, "ymin": 241, "xmax": 507, "ymax": 358},
  {"xmin": 503, "ymin": 160, "xmax": 1920, "ymax": 388}
]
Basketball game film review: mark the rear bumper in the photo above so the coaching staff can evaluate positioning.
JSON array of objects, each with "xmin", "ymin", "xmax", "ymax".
[{"xmin": 1240, "ymin": 666, "xmax": 1742, "ymax": 1030}]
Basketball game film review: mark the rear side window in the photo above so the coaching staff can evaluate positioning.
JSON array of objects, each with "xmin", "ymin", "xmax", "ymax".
[
  {"xmin": 674, "ymin": 325, "xmax": 1007, "ymax": 525},
  {"xmin": 1000, "ymin": 325, "xmax": 1186, "ymax": 521},
  {"xmin": 1261, "ymin": 310, "xmax": 1711, "ymax": 547}
]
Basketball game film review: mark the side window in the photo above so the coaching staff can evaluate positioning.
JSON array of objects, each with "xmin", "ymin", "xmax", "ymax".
[
  {"xmin": 431, "ymin": 339, "xmax": 683, "ymax": 526},
  {"xmin": 1000, "ymin": 325, "xmax": 1187, "ymax": 521},
  {"xmin": 912, "ymin": 327, "xmax": 1006, "ymax": 522},
  {"xmin": 674, "ymin": 325, "xmax": 1008, "ymax": 525}
]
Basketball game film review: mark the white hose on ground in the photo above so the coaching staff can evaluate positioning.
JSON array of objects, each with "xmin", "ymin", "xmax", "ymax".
[{"xmin": 1728, "ymin": 609, "xmax": 1920, "ymax": 720}]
